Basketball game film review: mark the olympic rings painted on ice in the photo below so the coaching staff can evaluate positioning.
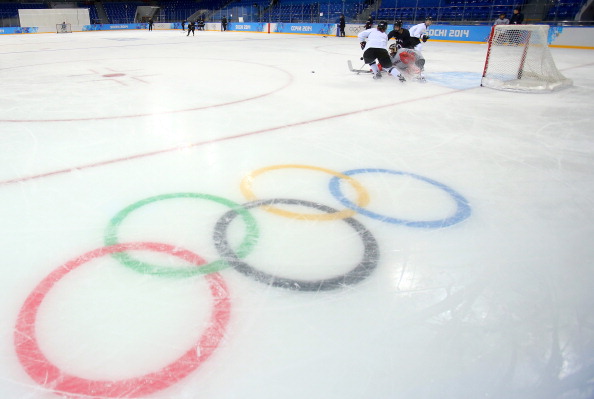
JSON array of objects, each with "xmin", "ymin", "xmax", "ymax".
[
  {"xmin": 104, "ymin": 193, "xmax": 259, "ymax": 277},
  {"xmin": 328, "ymin": 168, "xmax": 472, "ymax": 228},
  {"xmin": 214, "ymin": 198, "xmax": 379, "ymax": 291},
  {"xmin": 14, "ymin": 242, "xmax": 230, "ymax": 399},
  {"xmin": 240, "ymin": 164, "xmax": 370, "ymax": 220},
  {"xmin": 14, "ymin": 164, "xmax": 471, "ymax": 398}
]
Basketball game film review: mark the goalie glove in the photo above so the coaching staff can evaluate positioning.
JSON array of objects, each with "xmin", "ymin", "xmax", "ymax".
[
  {"xmin": 421, "ymin": 34, "xmax": 430, "ymax": 43},
  {"xmin": 360, "ymin": 42, "xmax": 366, "ymax": 50},
  {"xmin": 399, "ymin": 51, "xmax": 415, "ymax": 64}
]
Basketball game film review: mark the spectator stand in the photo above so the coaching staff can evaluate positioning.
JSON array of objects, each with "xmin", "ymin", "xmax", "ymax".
[{"xmin": 0, "ymin": 1, "xmax": 47, "ymax": 27}]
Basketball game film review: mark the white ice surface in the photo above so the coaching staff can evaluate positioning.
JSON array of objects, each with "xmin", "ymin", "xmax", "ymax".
[{"xmin": 1, "ymin": 29, "xmax": 594, "ymax": 399}]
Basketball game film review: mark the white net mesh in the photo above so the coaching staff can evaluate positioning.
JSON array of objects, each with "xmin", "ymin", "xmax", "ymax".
[
  {"xmin": 481, "ymin": 25, "xmax": 572, "ymax": 92},
  {"xmin": 56, "ymin": 23, "xmax": 72, "ymax": 33}
]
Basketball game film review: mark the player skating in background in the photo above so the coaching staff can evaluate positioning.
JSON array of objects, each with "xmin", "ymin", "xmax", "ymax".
[
  {"xmin": 339, "ymin": 14, "xmax": 346, "ymax": 37},
  {"xmin": 358, "ymin": 21, "xmax": 405, "ymax": 81},
  {"xmin": 187, "ymin": 21, "xmax": 195, "ymax": 36},
  {"xmin": 409, "ymin": 17, "xmax": 432, "ymax": 52},
  {"xmin": 389, "ymin": 43, "xmax": 426, "ymax": 83},
  {"xmin": 364, "ymin": 16, "xmax": 373, "ymax": 30},
  {"xmin": 387, "ymin": 20, "xmax": 413, "ymax": 50}
]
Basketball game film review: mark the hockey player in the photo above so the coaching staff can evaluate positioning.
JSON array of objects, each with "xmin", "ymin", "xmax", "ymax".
[
  {"xmin": 387, "ymin": 20, "xmax": 413, "ymax": 49},
  {"xmin": 364, "ymin": 16, "xmax": 373, "ymax": 30},
  {"xmin": 187, "ymin": 21, "xmax": 195, "ymax": 36},
  {"xmin": 339, "ymin": 14, "xmax": 346, "ymax": 37},
  {"xmin": 409, "ymin": 17, "xmax": 432, "ymax": 52},
  {"xmin": 389, "ymin": 43, "xmax": 426, "ymax": 82},
  {"xmin": 357, "ymin": 21, "xmax": 405, "ymax": 81}
]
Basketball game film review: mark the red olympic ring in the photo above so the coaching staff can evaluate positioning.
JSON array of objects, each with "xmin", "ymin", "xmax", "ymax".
[{"xmin": 14, "ymin": 242, "xmax": 230, "ymax": 398}]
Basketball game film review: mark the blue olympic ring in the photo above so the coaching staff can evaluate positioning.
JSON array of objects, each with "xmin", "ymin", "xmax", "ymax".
[{"xmin": 328, "ymin": 168, "xmax": 471, "ymax": 228}]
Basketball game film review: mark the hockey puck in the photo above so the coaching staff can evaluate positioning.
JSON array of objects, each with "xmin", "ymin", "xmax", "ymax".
[{"xmin": 311, "ymin": 71, "xmax": 315, "ymax": 73}]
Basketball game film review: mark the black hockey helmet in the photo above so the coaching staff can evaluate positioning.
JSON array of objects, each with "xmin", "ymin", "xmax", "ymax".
[
  {"xmin": 377, "ymin": 21, "xmax": 388, "ymax": 32},
  {"xmin": 394, "ymin": 20, "xmax": 403, "ymax": 29}
]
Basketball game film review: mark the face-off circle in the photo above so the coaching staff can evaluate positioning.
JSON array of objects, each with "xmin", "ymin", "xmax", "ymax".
[
  {"xmin": 104, "ymin": 193, "xmax": 260, "ymax": 277},
  {"xmin": 329, "ymin": 168, "xmax": 471, "ymax": 228},
  {"xmin": 0, "ymin": 58, "xmax": 292, "ymax": 122},
  {"xmin": 214, "ymin": 198, "xmax": 379, "ymax": 291},
  {"xmin": 14, "ymin": 242, "xmax": 231, "ymax": 398}
]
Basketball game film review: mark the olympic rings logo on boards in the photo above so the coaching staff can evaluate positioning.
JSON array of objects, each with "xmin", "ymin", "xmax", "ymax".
[{"xmin": 14, "ymin": 164, "xmax": 471, "ymax": 398}]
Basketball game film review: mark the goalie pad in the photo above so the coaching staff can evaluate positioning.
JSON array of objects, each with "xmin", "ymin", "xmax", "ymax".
[
  {"xmin": 415, "ymin": 58, "xmax": 425, "ymax": 70},
  {"xmin": 393, "ymin": 48, "xmax": 426, "ymax": 80}
]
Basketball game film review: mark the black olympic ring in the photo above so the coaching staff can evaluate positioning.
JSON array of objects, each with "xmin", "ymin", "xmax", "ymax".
[{"xmin": 214, "ymin": 198, "xmax": 379, "ymax": 292}]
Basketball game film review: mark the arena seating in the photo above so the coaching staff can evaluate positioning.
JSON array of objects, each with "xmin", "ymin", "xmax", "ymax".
[
  {"xmin": 0, "ymin": 1, "xmax": 47, "ymax": 16},
  {"xmin": 103, "ymin": 1, "xmax": 145, "ymax": 24},
  {"xmin": 0, "ymin": 0, "xmax": 588, "ymax": 27},
  {"xmin": 546, "ymin": 1, "xmax": 586, "ymax": 21}
]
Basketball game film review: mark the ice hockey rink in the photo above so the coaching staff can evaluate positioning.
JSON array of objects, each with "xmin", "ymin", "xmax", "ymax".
[{"xmin": 1, "ymin": 28, "xmax": 594, "ymax": 399}]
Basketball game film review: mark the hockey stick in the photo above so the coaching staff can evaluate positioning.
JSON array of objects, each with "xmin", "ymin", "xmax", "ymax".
[
  {"xmin": 348, "ymin": 60, "xmax": 415, "ymax": 82},
  {"xmin": 347, "ymin": 60, "xmax": 372, "ymax": 74}
]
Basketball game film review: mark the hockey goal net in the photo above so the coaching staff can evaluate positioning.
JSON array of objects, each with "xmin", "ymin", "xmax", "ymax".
[
  {"xmin": 481, "ymin": 24, "xmax": 572, "ymax": 92},
  {"xmin": 56, "ymin": 23, "xmax": 72, "ymax": 33}
]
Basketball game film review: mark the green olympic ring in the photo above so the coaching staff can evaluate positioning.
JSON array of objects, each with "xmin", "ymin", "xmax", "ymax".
[{"xmin": 104, "ymin": 193, "xmax": 259, "ymax": 277}]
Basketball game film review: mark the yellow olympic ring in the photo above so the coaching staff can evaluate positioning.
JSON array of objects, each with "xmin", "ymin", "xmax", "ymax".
[{"xmin": 240, "ymin": 164, "xmax": 370, "ymax": 220}]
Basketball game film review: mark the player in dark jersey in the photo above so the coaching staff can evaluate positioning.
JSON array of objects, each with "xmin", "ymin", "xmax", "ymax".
[
  {"xmin": 187, "ymin": 21, "xmax": 195, "ymax": 36},
  {"xmin": 387, "ymin": 20, "xmax": 413, "ymax": 49}
]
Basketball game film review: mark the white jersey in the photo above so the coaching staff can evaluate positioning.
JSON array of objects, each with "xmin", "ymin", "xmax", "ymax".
[
  {"xmin": 409, "ymin": 22, "xmax": 428, "ymax": 38},
  {"xmin": 358, "ymin": 28, "xmax": 389, "ymax": 50},
  {"xmin": 409, "ymin": 22, "xmax": 430, "ymax": 52}
]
